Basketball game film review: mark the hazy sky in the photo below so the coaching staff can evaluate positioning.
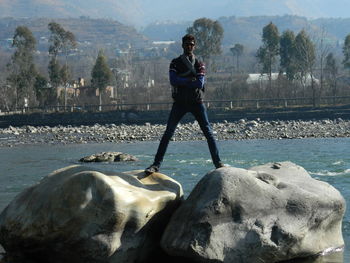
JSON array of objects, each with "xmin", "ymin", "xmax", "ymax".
[
  {"xmin": 1, "ymin": 0, "xmax": 350, "ymax": 27},
  {"xmin": 134, "ymin": 0, "xmax": 350, "ymax": 26}
]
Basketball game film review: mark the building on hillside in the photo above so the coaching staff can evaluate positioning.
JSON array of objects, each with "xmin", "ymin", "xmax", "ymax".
[
  {"xmin": 95, "ymin": 86, "xmax": 115, "ymax": 98},
  {"xmin": 152, "ymin": 40, "xmax": 175, "ymax": 54},
  {"xmin": 246, "ymin": 73, "xmax": 281, "ymax": 85},
  {"xmin": 54, "ymin": 74, "xmax": 132, "ymax": 103},
  {"xmin": 57, "ymin": 84, "xmax": 74, "ymax": 98},
  {"xmin": 115, "ymin": 48, "xmax": 130, "ymax": 57},
  {"xmin": 246, "ymin": 73, "xmax": 319, "ymax": 86},
  {"xmin": 135, "ymin": 40, "xmax": 176, "ymax": 58},
  {"xmin": 57, "ymin": 78, "xmax": 85, "ymax": 98},
  {"xmin": 111, "ymin": 68, "xmax": 130, "ymax": 89}
]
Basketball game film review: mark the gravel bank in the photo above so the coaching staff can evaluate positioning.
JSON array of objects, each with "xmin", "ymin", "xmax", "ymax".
[{"xmin": 0, "ymin": 118, "xmax": 349, "ymax": 147}]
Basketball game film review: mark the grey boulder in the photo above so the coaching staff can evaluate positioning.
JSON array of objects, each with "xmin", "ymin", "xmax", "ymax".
[
  {"xmin": 161, "ymin": 161, "xmax": 346, "ymax": 263},
  {"xmin": 79, "ymin": 151, "xmax": 138, "ymax": 162}
]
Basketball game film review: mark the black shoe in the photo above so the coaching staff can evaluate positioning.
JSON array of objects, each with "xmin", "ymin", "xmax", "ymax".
[
  {"xmin": 215, "ymin": 162, "xmax": 226, "ymax": 169},
  {"xmin": 145, "ymin": 164, "xmax": 159, "ymax": 175}
]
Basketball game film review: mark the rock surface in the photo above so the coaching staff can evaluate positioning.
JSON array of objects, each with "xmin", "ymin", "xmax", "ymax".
[
  {"xmin": 0, "ymin": 165, "xmax": 183, "ymax": 263},
  {"xmin": 0, "ymin": 118, "xmax": 349, "ymax": 147},
  {"xmin": 161, "ymin": 162, "xmax": 346, "ymax": 263},
  {"xmin": 79, "ymin": 151, "xmax": 138, "ymax": 162}
]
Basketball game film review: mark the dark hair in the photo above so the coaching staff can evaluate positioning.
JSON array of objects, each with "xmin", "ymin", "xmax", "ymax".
[{"xmin": 182, "ymin": 34, "xmax": 196, "ymax": 44}]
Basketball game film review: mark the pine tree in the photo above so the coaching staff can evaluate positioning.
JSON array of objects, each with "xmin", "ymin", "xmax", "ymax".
[
  {"xmin": 280, "ymin": 30, "xmax": 296, "ymax": 81},
  {"xmin": 91, "ymin": 50, "xmax": 113, "ymax": 111}
]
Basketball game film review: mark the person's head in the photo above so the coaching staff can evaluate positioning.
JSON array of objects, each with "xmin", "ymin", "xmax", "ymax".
[{"xmin": 182, "ymin": 34, "xmax": 196, "ymax": 56}]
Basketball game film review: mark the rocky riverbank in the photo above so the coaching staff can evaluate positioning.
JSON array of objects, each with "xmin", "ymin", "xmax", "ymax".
[{"xmin": 0, "ymin": 118, "xmax": 349, "ymax": 147}]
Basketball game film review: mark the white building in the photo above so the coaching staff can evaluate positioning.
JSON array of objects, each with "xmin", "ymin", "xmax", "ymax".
[{"xmin": 246, "ymin": 73, "xmax": 319, "ymax": 86}]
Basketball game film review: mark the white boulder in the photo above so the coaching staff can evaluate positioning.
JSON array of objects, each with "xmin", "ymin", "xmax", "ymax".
[{"xmin": 0, "ymin": 165, "xmax": 183, "ymax": 263}]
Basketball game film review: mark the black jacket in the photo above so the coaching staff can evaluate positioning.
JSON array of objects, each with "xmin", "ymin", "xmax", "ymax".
[{"xmin": 169, "ymin": 55, "xmax": 205, "ymax": 103}]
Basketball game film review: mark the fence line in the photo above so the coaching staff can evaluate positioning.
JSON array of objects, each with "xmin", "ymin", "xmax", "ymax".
[{"xmin": 1, "ymin": 96, "xmax": 350, "ymax": 116}]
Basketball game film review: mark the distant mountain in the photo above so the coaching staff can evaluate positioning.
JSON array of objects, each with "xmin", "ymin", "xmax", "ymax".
[
  {"xmin": 142, "ymin": 15, "xmax": 350, "ymax": 50},
  {"xmin": 0, "ymin": 0, "xmax": 142, "ymax": 25},
  {"xmin": 0, "ymin": 17, "xmax": 149, "ymax": 50},
  {"xmin": 2, "ymin": 15, "xmax": 349, "ymax": 54},
  {"xmin": 1, "ymin": 0, "xmax": 350, "ymax": 27}
]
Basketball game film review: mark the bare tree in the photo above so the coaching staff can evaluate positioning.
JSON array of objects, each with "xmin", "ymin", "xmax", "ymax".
[
  {"xmin": 342, "ymin": 34, "xmax": 350, "ymax": 75},
  {"xmin": 313, "ymin": 27, "xmax": 331, "ymax": 99},
  {"xmin": 324, "ymin": 52, "xmax": 339, "ymax": 103},
  {"xmin": 230, "ymin": 43, "xmax": 244, "ymax": 73}
]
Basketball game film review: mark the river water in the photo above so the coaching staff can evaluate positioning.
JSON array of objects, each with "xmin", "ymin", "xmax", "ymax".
[{"xmin": 0, "ymin": 138, "xmax": 349, "ymax": 262}]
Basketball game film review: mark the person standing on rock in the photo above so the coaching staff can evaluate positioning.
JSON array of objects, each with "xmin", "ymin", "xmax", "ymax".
[{"xmin": 145, "ymin": 34, "xmax": 224, "ymax": 175}]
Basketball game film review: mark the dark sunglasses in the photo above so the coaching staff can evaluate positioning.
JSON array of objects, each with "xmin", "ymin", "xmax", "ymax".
[{"xmin": 184, "ymin": 42, "xmax": 195, "ymax": 46}]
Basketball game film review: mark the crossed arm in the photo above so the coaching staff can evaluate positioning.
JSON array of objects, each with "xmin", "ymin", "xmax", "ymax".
[{"xmin": 169, "ymin": 70, "xmax": 205, "ymax": 90}]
